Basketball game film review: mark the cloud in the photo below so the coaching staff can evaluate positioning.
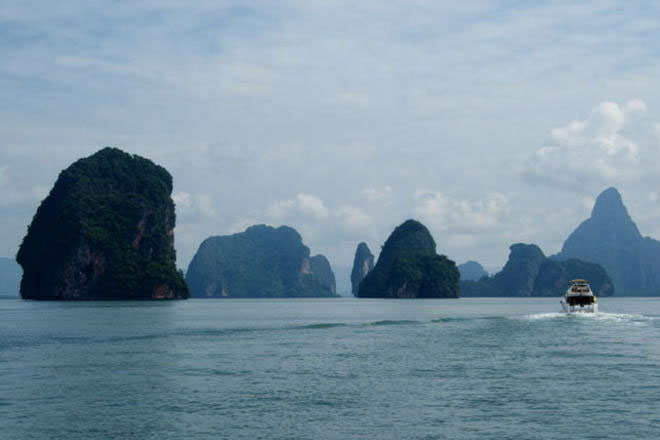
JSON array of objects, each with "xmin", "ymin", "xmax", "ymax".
[
  {"xmin": 521, "ymin": 100, "xmax": 649, "ymax": 191},
  {"xmin": 335, "ymin": 205, "xmax": 371, "ymax": 229},
  {"xmin": 359, "ymin": 185, "xmax": 393, "ymax": 202},
  {"xmin": 413, "ymin": 190, "xmax": 510, "ymax": 232},
  {"xmin": 267, "ymin": 193, "xmax": 328, "ymax": 220},
  {"xmin": 172, "ymin": 191, "xmax": 217, "ymax": 218}
]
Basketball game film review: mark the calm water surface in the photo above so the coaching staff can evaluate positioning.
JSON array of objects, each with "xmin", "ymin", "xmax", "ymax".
[{"xmin": 2, "ymin": 297, "xmax": 660, "ymax": 439}]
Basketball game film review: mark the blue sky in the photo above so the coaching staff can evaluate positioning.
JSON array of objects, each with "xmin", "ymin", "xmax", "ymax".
[{"xmin": 3, "ymin": 1, "xmax": 660, "ymax": 277}]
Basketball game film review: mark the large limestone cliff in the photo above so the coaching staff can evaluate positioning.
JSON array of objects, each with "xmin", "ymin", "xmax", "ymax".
[
  {"xmin": 16, "ymin": 147, "xmax": 188, "ymax": 300},
  {"xmin": 186, "ymin": 224, "xmax": 336, "ymax": 298},
  {"xmin": 555, "ymin": 187, "xmax": 660, "ymax": 296},
  {"xmin": 357, "ymin": 220, "xmax": 459, "ymax": 298}
]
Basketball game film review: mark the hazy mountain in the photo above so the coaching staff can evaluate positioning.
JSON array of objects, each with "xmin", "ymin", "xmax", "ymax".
[
  {"xmin": 457, "ymin": 261, "xmax": 488, "ymax": 281},
  {"xmin": 357, "ymin": 219, "xmax": 459, "ymax": 298},
  {"xmin": 16, "ymin": 148, "xmax": 188, "ymax": 300},
  {"xmin": 555, "ymin": 187, "xmax": 660, "ymax": 296},
  {"xmin": 186, "ymin": 224, "xmax": 337, "ymax": 298}
]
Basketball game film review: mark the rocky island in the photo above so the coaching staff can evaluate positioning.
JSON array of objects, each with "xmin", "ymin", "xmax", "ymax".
[
  {"xmin": 16, "ymin": 147, "xmax": 188, "ymax": 300},
  {"xmin": 357, "ymin": 219, "xmax": 459, "ymax": 298},
  {"xmin": 461, "ymin": 243, "xmax": 613, "ymax": 297},
  {"xmin": 186, "ymin": 224, "xmax": 337, "ymax": 298},
  {"xmin": 350, "ymin": 242, "xmax": 374, "ymax": 296},
  {"xmin": 554, "ymin": 187, "xmax": 660, "ymax": 296}
]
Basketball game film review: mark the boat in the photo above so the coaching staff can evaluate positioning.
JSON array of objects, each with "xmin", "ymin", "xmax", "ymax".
[{"xmin": 561, "ymin": 279, "xmax": 597, "ymax": 313}]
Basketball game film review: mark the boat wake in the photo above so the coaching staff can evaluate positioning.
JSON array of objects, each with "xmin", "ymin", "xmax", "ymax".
[{"xmin": 517, "ymin": 311, "xmax": 659, "ymax": 324}]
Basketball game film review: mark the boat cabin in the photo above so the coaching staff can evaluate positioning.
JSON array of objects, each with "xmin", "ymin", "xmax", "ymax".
[{"xmin": 568, "ymin": 279, "xmax": 591, "ymax": 294}]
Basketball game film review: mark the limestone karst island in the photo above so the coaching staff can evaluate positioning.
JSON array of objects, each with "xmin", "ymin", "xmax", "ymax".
[{"xmin": 16, "ymin": 148, "xmax": 188, "ymax": 300}]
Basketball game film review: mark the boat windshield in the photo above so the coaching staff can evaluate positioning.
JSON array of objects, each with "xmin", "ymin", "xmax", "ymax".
[{"xmin": 567, "ymin": 296, "xmax": 595, "ymax": 306}]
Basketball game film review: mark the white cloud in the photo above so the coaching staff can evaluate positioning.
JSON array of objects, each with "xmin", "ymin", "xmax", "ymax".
[
  {"xmin": 297, "ymin": 193, "xmax": 329, "ymax": 218},
  {"xmin": 413, "ymin": 190, "xmax": 510, "ymax": 232},
  {"xmin": 267, "ymin": 193, "xmax": 328, "ymax": 220},
  {"xmin": 359, "ymin": 185, "xmax": 393, "ymax": 202},
  {"xmin": 173, "ymin": 191, "xmax": 217, "ymax": 218},
  {"xmin": 623, "ymin": 99, "xmax": 648, "ymax": 114},
  {"xmin": 172, "ymin": 191, "xmax": 191, "ymax": 205},
  {"xmin": 522, "ymin": 100, "xmax": 650, "ymax": 191},
  {"xmin": 335, "ymin": 205, "xmax": 371, "ymax": 229}
]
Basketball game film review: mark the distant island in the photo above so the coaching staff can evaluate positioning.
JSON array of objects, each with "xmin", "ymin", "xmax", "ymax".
[
  {"xmin": 186, "ymin": 224, "xmax": 337, "ymax": 298},
  {"xmin": 554, "ymin": 187, "xmax": 660, "ymax": 296},
  {"xmin": 357, "ymin": 219, "xmax": 459, "ymax": 298},
  {"xmin": 16, "ymin": 148, "xmax": 188, "ymax": 300},
  {"xmin": 461, "ymin": 243, "xmax": 613, "ymax": 297}
]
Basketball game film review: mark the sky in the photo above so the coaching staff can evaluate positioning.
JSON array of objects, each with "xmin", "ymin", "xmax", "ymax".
[{"xmin": 3, "ymin": 1, "xmax": 660, "ymax": 280}]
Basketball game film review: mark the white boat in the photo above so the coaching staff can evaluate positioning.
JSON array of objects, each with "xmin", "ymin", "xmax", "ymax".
[{"xmin": 561, "ymin": 279, "xmax": 598, "ymax": 313}]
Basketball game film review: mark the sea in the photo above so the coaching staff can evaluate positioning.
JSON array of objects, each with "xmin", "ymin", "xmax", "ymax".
[{"xmin": 2, "ymin": 297, "xmax": 660, "ymax": 440}]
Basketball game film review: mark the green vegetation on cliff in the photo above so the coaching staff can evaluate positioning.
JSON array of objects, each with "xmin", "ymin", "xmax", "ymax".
[
  {"xmin": 357, "ymin": 220, "xmax": 459, "ymax": 298},
  {"xmin": 186, "ymin": 224, "xmax": 337, "ymax": 298},
  {"xmin": 17, "ymin": 147, "xmax": 188, "ymax": 300}
]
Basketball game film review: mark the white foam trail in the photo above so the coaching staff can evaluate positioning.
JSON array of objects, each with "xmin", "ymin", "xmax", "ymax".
[
  {"xmin": 516, "ymin": 311, "xmax": 659, "ymax": 323},
  {"xmin": 520, "ymin": 312, "xmax": 565, "ymax": 320}
]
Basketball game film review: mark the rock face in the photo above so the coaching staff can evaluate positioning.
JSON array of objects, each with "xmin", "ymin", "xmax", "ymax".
[
  {"xmin": 16, "ymin": 148, "xmax": 188, "ymax": 300},
  {"xmin": 310, "ymin": 255, "xmax": 336, "ymax": 295},
  {"xmin": 461, "ymin": 243, "xmax": 614, "ymax": 297},
  {"xmin": 0, "ymin": 258, "xmax": 21, "ymax": 297},
  {"xmin": 457, "ymin": 261, "xmax": 488, "ymax": 281},
  {"xmin": 357, "ymin": 220, "xmax": 459, "ymax": 298},
  {"xmin": 186, "ymin": 224, "xmax": 337, "ymax": 298},
  {"xmin": 350, "ymin": 242, "xmax": 374, "ymax": 296},
  {"xmin": 492, "ymin": 244, "xmax": 547, "ymax": 297},
  {"xmin": 555, "ymin": 187, "xmax": 660, "ymax": 296}
]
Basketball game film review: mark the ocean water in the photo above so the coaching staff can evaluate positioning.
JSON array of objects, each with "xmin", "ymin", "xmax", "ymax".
[{"xmin": 2, "ymin": 297, "xmax": 660, "ymax": 440}]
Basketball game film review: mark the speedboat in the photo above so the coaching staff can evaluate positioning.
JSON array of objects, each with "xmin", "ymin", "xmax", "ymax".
[{"xmin": 561, "ymin": 279, "xmax": 597, "ymax": 313}]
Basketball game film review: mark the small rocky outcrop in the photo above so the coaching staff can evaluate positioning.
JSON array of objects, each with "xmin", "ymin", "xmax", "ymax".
[
  {"xmin": 310, "ymin": 255, "xmax": 336, "ymax": 295},
  {"xmin": 457, "ymin": 261, "xmax": 488, "ymax": 281},
  {"xmin": 461, "ymin": 243, "xmax": 613, "ymax": 297},
  {"xmin": 555, "ymin": 187, "xmax": 660, "ymax": 296},
  {"xmin": 16, "ymin": 147, "xmax": 188, "ymax": 300},
  {"xmin": 350, "ymin": 242, "xmax": 374, "ymax": 296},
  {"xmin": 186, "ymin": 224, "xmax": 337, "ymax": 298},
  {"xmin": 357, "ymin": 219, "xmax": 459, "ymax": 298}
]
